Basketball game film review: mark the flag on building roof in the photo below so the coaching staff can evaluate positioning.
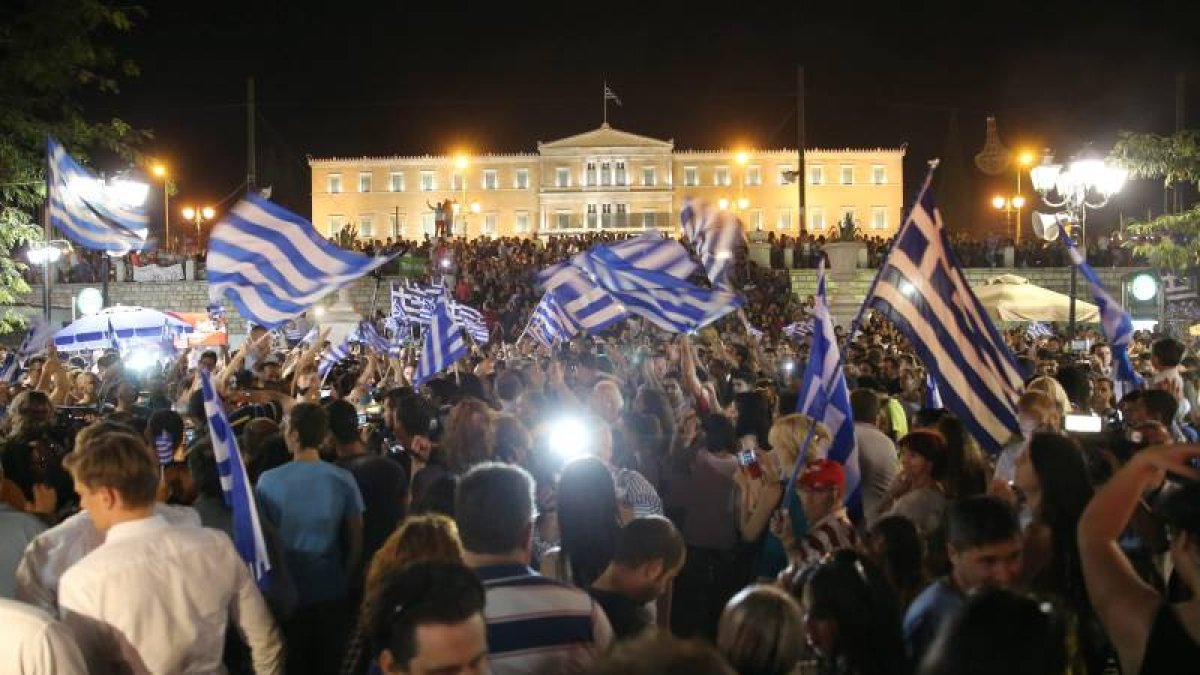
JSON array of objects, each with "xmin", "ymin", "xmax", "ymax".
[
  {"xmin": 860, "ymin": 165, "xmax": 1022, "ymax": 456},
  {"xmin": 199, "ymin": 369, "xmax": 272, "ymax": 587},
  {"xmin": 47, "ymin": 137, "xmax": 150, "ymax": 252},
  {"xmin": 1060, "ymin": 225, "xmax": 1144, "ymax": 388},
  {"xmin": 796, "ymin": 261, "xmax": 860, "ymax": 520},
  {"xmin": 207, "ymin": 195, "xmax": 394, "ymax": 328},
  {"xmin": 413, "ymin": 298, "xmax": 467, "ymax": 387}
]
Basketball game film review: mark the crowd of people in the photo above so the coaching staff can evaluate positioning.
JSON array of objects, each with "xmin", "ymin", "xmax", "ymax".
[{"xmin": 1, "ymin": 226, "xmax": 1197, "ymax": 675}]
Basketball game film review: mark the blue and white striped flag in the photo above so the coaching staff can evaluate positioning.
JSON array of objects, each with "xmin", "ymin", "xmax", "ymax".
[
  {"xmin": 46, "ymin": 137, "xmax": 150, "ymax": 252},
  {"xmin": 354, "ymin": 320, "xmax": 392, "ymax": 355},
  {"xmin": 0, "ymin": 352, "xmax": 20, "ymax": 384},
  {"xmin": 796, "ymin": 261, "xmax": 860, "ymax": 520},
  {"xmin": 1060, "ymin": 226, "xmax": 1144, "ymax": 387},
  {"xmin": 1026, "ymin": 322, "xmax": 1054, "ymax": 340},
  {"xmin": 742, "ymin": 317, "xmax": 764, "ymax": 342},
  {"xmin": 207, "ymin": 195, "xmax": 394, "ymax": 328},
  {"xmin": 925, "ymin": 372, "xmax": 944, "ymax": 409},
  {"xmin": 198, "ymin": 369, "xmax": 271, "ymax": 587},
  {"xmin": 413, "ymin": 298, "xmax": 467, "ymax": 387},
  {"xmin": 527, "ymin": 292, "xmax": 579, "ymax": 347},
  {"xmin": 680, "ymin": 199, "xmax": 745, "ymax": 290},
  {"xmin": 318, "ymin": 338, "xmax": 351, "ymax": 379},
  {"xmin": 861, "ymin": 167, "xmax": 1022, "ymax": 455},
  {"xmin": 783, "ymin": 319, "xmax": 814, "ymax": 341},
  {"xmin": 541, "ymin": 265, "xmax": 629, "ymax": 333},
  {"xmin": 451, "ymin": 303, "xmax": 490, "ymax": 344}
]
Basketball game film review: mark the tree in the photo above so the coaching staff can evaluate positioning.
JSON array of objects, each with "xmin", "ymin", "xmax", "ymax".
[
  {"xmin": 0, "ymin": 0, "xmax": 149, "ymax": 334},
  {"xmin": 1108, "ymin": 130, "xmax": 1200, "ymax": 271}
]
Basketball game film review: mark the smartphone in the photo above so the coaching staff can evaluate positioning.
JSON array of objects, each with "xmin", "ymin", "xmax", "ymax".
[
  {"xmin": 357, "ymin": 412, "xmax": 368, "ymax": 427},
  {"xmin": 320, "ymin": 388, "xmax": 331, "ymax": 399},
  {"xmin": 1064, "ymin": 414, "xmax": 1103, "ymax": 433},
  {"xmin": 183, "ymin": 429, "xmax": 196, "ymax": 445},
  {"xmin": 737, "ymin": 449, "xmax": 763, "ymax": 479}
]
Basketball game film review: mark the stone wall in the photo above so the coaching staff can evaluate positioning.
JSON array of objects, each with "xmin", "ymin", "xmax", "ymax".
[{"xmin": 16, "ymin": 266, "xmax": 1144, "ymax": 335}]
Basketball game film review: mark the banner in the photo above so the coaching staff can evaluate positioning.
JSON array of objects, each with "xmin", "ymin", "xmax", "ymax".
[
  {"xmin": 132, "ymin": 263, "xmax": 185, "ymax": 282},
  {"xmin": 397, "ymin": 256, "xmax": 429, "ymax": 278}
]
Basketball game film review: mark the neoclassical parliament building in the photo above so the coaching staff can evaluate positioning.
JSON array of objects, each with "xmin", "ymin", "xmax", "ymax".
[{"xmin": 309, "ymin": 124, "xmax": 904, "ymax": 241}]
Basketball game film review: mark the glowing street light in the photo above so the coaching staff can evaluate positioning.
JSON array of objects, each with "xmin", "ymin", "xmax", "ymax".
[
  {"xmin": 454, "ymin": 155, "xmax": 469, "ymax": 170},
  {"xmin": 150, "ymin": 162, "xmax": 173, "ymax": 250},
  {"xmin": 735, "ymin": 150, "xmax": 750, "ymax": 166},
  {"xmin": 181, "ymin": 205, "xmax": 216, "ymax": 251},
  {"xmin": 718, "ymin": 198, "xmax": 730, "ymax": 210}
]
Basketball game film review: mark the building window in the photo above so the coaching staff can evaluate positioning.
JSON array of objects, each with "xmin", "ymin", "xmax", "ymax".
[
  {"xmin": 615, "ymin": 161, "xmax": 627, "ymax": 185},
  {"xmin": 642, "ymin": 167, "xmax": 656, "ymax": 186},
  {"xmin": 359, "ymin": 214, "xmax": 373, "ymax": 238},
  {"xmin": 616, "ymin": 204, "xmax": 628, "ymax": 227},
  {"xmin": 641, "ymin": 210, "xmax": 657, "ymax": 228},
  {"xmin": 389, "ymin": 172, "xmax": 405, "ymax": 193},
  {"xmin": 871, "ymin": 206, "xmax": 888, "ymax": 230},
  {"xmin": 328, "ymin": 215, "xmax": 345, "ymax": 236},
  {"xmin": 872, "ymin": 165, "xmax": 886, "ymax": 185},
  {"xmin": 515, "ymin": 210, "xmax": 530, "ymax": 233},
  {"xmin": 750, "ymin": 209, "xmax": 763, "ymax": 231},
  {"xmin": 556, "ymin": 167, "xmax": 570, "ymax": 188},
  {"xmin": 359, "ymin": 172, "xmax": 372, "ymax": 193},
  {"xmin": 777, "ymin": 208, "xmax": 792, "ymax": 230},
  {"xmin": 420, "ymin": 171, "xmax": 436, "ymax": 192},
  {"xmin": 683, "ymin": 166, "xmax": 698, "ymax": 187},
  {"xmin": 556, "ymin": 211, "xmax": 571, "ymax": 229},
  {"xmin": 809, "ymin": 207, "xmax": 825, "ymax": 231},
  {"xmin": 421, "ymin": 213, "xmax": 435, "ymax": 235},
  {"xmin": 809, "ymin": 166, "xmax": 824, "ymax": 185},
  {"xmin": 840, "ymin": 165, "xmax": 854, "ymax": 185},
  {"xmin": 600, "ymin": 162, "xmax": 612, "ymax": 186},
  {"xmin": 388, "ymin": 212, "xmax": 405, "ymax": 238},
  {"xmin": 777, "ymin": 165, "xmax": 793, "ymax": 186},
  {"xmin": 745, "ymin": 165, "xmax": 762, "ymax": 186},
  {"xmin": 586, "ymin": 162, "xmax": 597, "ymax": 186},
  {"xmin": 482, "ymin": 169, "xmax": 498, "ymax": 190},
  {"xmin": 515, "ymin": 169, "xmax": 529, "ymax": 190},
  {"xmin": 328, "ymin": 174, "xmax": 342, "ymax": 194},
  {"xmin": 451, "ymin": 173, "xmax": 464, "ymax": 191},
  {"xmin": 601, "ymin": 203, "xmax": 613, "ymax": 228},
  {"xmin": 714, "ymin": 166, "xmax": 730, "ymax": 187},
  {"xmin": 587, "ymin": 204, "xmax": 598, "ymax": 228},
  {"xmin": 483, "ymin": 213, "xmax": 497, "ymax": 236}
]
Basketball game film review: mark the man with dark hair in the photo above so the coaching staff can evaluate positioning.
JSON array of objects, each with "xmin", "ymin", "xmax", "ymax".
[
  {"xmin": 494, "ymin": 371, "xmax": 524, "ymax": 414},
  {"xmin": 590, "ymin": 516, "xmax": 686, "ymax": 640},
  {"xmin": 455, "ymin": 462, "xmax": 612, "ymax": 674},
  {"xmin": 256, "ymin": 402, "xmax": 364, "ymax": 675},
  {"xmin": 327, "ymin": 399, "xmax": 407, "ymax": 572},
  {"xmin": 365, "ymin": 562, "xmax": 488, "ymax": 675},
  {"xmin": 903, "ymin": 495, "xmax": 1022, "ymax": 661},
  {"xmin": 850, "ymin": 388, "xmax": 899, "ymax": 524},
  {"xmin": 59, "ymin": 432, "xmax": 283, "ymax": 672},
  {"xmin": 95, "ymin": 352, "xmax": 124, "ymax": 408},
  {"xmin": 1150, "ymin": 336, "xmax": 1191, "ymax": 421}
]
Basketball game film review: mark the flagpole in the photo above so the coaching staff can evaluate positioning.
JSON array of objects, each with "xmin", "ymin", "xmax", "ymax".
[
  {"xmin": 602, "ymin": 81, "xmax": 608, "ymax": 126},
  {"xmin": 781, "ymin": 160, "xmax": 943, "ymax": 510},
  {"xmin": 42, "ymin": 142, "xmax": 52, "ymax": 323}
]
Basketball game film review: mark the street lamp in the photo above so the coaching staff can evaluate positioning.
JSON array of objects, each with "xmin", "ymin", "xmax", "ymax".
[
  {"xmin": 1030, "ymin": 151, "xmax": 1127, "ymax": 339},
  {"xmin": 181, "ymin": 205, "xmax": 216, "ymax": 252},
  {"xmin": 26, "ymin": 240, "xmax": 72, "ymax": 321},
  {"xmin": 151, "ymin": 162, "xmax": 171, "ymax": 252},
  {"xmin": 991, "ymin": 194, "xmax": 1026, "ymax": 241}
]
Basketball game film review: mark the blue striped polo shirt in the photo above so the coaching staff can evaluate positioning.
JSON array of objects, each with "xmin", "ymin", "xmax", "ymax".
[{"xmin": 474, "ymin": 564, "xmax": 613, "ymax": 675}]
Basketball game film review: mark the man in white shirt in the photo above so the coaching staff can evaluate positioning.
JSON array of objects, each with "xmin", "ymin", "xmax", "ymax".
[
  {"xmin": 850, "ymin": 388, "xmax": 900, "ymax": 525},
  {"xmin": 0, "ymin": 597, "xmax": 87, "ymax": 674},
  {"xmin": 57, "ymin": 430, "xmax": 283, "ymax": 674}
]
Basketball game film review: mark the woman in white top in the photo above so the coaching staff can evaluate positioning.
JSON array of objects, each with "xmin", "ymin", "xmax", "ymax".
[
  {"xmin": 993, "ymin": 390, "xmax": 1061, "ymax": 484},
  {"xmin": 878, "ymin": 430, "xmax": 949, "ymax": 537}
]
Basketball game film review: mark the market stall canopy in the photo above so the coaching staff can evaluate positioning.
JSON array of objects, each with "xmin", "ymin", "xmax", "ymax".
[
  {"xmin": 53, "ymin": 305, "xmax": 194, "ymax": 352},
  {"xmin": 974, "ymin": 274, "xmax": 1099, "ymax": 323}
]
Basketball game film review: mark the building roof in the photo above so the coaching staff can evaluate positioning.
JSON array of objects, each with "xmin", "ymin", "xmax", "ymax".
[{"xmin": 537, "ymin": 123, "xmax": 674, "ymax": 151}]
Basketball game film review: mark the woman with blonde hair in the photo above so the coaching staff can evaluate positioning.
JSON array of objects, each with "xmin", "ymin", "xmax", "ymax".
[
  {"xmin": 717, "ymin": 585, "xmax": 806, "ymax": 675},
  {"xmin": 740, "ymin": 413, "xmax": 830, "ymax": 579},
  {"xmin": 342, "ymin": 514, "xmax": 465, "ymax": 675},
  {"xmin": 994, "ymin": 389, "xmax": 1060, "ymax": 484},
  {"xmin": 1027, "ymin": 375, "xmax": 1071, "ymax": 417}
]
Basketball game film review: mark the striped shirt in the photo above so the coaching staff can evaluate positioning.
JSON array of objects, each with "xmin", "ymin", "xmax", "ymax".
[
  {"xmin": 610, "ymin": 467, "xmax": 663, "ymax": 518},
  {"xmin": 789, "ymin": 509, "xmax": 861, "ymax": 566},
  {"xmin": 474, "ymin": 564, "xmax": 613, "ymax": 675}
]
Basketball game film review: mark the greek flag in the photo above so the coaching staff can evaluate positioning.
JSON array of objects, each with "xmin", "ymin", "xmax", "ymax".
[
  {"xmin": 207, "ymin": 195, "xmax": 394, "ymax": 328},
  {"xmin": 46, "ymin": 137, "xmax": 150, "ymax": 252},
  {"xmin": 1060, "ymin": 226, "xmax": 1144, "ymax": 387},
  {"xmin": 925, "ymin": 372, "xmax": 944, "ymax": 409},
  {"xmin": 354, "ymin": 320, "xmax": 391, "ymax": 355},
  {"xmin": 318, "ymin": 338, "xmax": 351, "ymax": 379},
  {"xmin": 0, "ymin": 353, "xmax": 19, "ymax": 384},
  {"xmin": 540, "ymin": 235, "xmax": 739, "ymax": 333},
  {"xmin": 413, "ymin": 298, "xmax": 467, "ymax": 387},
  {"xmin": 680, "ymin": 199, "xmax": 745, "ymax": 290},
  {"xmin": 527, "ymin": 292, "xmax": 579, "ymax": 347},
  {"xmin": 782, "ymin": 319, "xmax": 814, "ymax": 341},
  {"xmin": 742, "ymin": 317, "xmax": 764, "ymax": 342},
  {"xmin": 604, "ymin": 83, "xmax": 622, "ymax": 106},
  {"xmin": 1026, "ymin": 322, "xmax": 1054, "ymax": 340},
  {"xmin": 861, "ymin": 167, "xmax": 1022, "ymax": 456},
  {"xmin": 796, "ymin": 261, "xmax": 860, "ymax": 520},
  {"xmin": 199, "ymin": 369, "xmax": 271, "ymax": 587},
  {"xmin": 451, "ymin": 303, "xmax": 490, "ymax": 344}
]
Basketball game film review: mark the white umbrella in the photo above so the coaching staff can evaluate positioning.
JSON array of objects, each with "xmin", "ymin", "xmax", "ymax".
[
  {"xmin": 53, "ymin": 305, "xmax": 194, "ymax": 352},
  {"xmin": 974, "ymin": 274, "xmax": 1099, "ymax": 323}
]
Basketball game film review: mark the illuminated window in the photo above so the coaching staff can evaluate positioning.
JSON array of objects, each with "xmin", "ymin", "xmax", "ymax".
[
  {"xmin": 809, "ymin": 166, "xmax": 824, "ymax": 185},
  {"xmin": 642, "ymin": 167, "xmax": 656, "ymax": 186},
  {"xmin": 358, "ymin": 214, "xmax": 373, "ymax": 237},
  {"xmin": 358, "ymin": 172, "xmax": 372, "ymax": 193},
  {"xmin": 556, "ymin": 167, "xmax": 570, "ymax": 188},
  {"xmin": 389, "ymin": 172, "xmax": 404, "ymax": 192},
  {"xmin": 714, "ymin": 166, "xmax": 730, "ymax": 187},
  {"xmin": 840, "ymin": 165, "xmax": 854, "ymax": 185},
  {"xmin": 871, "ymin": 206, "xmax": 887, "ymax": 230},
  {"xmin": 327, "ymin": 174, "xmax": 342, "ymax": 194},
  {"xmin": 515, "ymin": 211, "xmax": 530, "ymax": 233},
  {"xmin": 777, "ymin": 208, "xmax": 792, "ymax": 229},
  {"xmin": 683, "ymin": 166, "xmax": 698, "ymax": 186},
  {"xmin": 872, "ymin": 165, "xmax": 886, "ymax": 185},
  {"xmin": 515, "ymin": 169, "xmax": 529, "ymax": 189},
  {"xmin": 745, "ymin": 165, "xmax": 762, "ymax": 186},
  {"xmin": 482, "ymin": 170, "xmax": 498, "ymax": 190},
  {"xmin": 420, "ymin": 172, "xmax": 436, "ymax": 192}
]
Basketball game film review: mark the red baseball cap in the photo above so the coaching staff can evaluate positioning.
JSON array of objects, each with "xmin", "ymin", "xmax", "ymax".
[{"xmin": 798, "ymin": 459, "xmax": 845, "ymax": 491}]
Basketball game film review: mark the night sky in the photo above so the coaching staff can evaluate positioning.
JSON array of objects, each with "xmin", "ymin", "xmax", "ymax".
[{"xmin": 86, "ymin": 1, "xmax": 1200, "ymax": 233}]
